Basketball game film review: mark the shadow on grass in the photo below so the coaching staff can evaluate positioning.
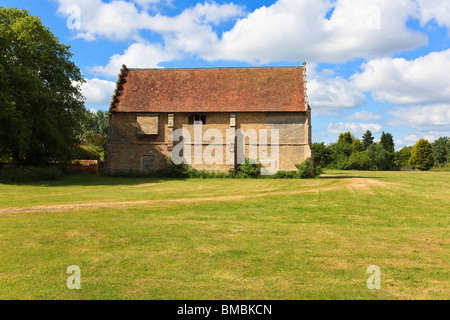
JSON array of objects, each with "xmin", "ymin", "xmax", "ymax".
[{"xmin": 0, "ymin": 174, "xmax": 187, "ymax": 187}]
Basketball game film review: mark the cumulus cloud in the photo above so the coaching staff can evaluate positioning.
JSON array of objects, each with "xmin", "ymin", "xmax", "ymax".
[
  {"xmin": 57, "ymin": 0, "xmax": 153, "ymax": 41},
  {"xmin": 327, "ymin": 122, "xmax": 383, "ymax": 135},
  {"xmin": 346, "ymin": 111, "xmax": 382, "ymax": 121},
  {"xmin": 395, "ymin": 133, "xmax": 441, "ymax": 148},
  {"xmin": 352, "ymin": 50, "xmax": 450, "ymax": 105},
  {"xmin": 80, "ymin": 78, "xmax": 116, "ymax": 106},
  {"xmin": 308, "ymin": 67, "xmax": 366, "ymax": 115},
  {"xmin": 389, "ymin": 105, "xmax": 450, "ymax": 131},
  {"xmin": 56, "ymin": 0, "xmax": 430, "ymax": 72},
  {"xmin": 90, "ymin": 43, "xmax": 179, "ymax": 77},
  {"xmin": 212, "ymin": 0, "xmax": 426, "ymax": 63},
  {"xmin": 416, "ymin": 0, "xmax": 450, "ymax": 28},
  {"xmin": 56, "ymin": 0, "xmax": 244, "ymax": 43}
]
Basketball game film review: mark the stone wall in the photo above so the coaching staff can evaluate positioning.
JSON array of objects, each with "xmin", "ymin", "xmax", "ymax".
[{"xmin": 105, "ymin": 112, "xmax": 312, "ymax": 174}]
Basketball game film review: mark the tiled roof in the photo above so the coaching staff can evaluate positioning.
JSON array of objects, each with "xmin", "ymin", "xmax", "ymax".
[{"xmin": 110, "ymin": 65, "xmax": 308, "ymax": 113}]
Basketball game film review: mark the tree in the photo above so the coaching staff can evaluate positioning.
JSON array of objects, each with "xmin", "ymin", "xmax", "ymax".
[
  {"xmin": 352, "ymin": 139, "xmax": 365, "ymax": 153},
  {"xmin": 81, "ymin": 109, "xmax": 109, "ymax": 137},
  {"xmin": 0, "ymin": 7, "xmax": 85, "ymax": 165},
  {"xmin": 338, "ymin": 132, "xmax": 353, "ymax": 145},
  {"xmin": 362, "ymin": 130, "xmax": 374, "ymax": 150},
  {"xmin": 432, "ymin": 136, "xmax": 449, "ymax": 166},
  {"xmin": 312, "ymin": 142, "xmax": 331, "ymax": 168},
  {"xmin": 394, "ymin": 147, "xmax": 412, "ymax": 167},
  {"xmin": 328, "ymin": 141, "xmax": 353, "ymax": 169},
  {"xmin": 380, "ymin": 131, "xmax": 395, "ymax": 154},
  {"xmin": 409, "ymin": 139, "xmax": 434, "ymax": 170},
  {"xmin": 366, "ymin": 144, "xmax": 391, "ymax": 170}
]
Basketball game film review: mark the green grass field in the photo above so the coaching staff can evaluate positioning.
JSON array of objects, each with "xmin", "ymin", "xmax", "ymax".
[{"xmin": 0, "ymin": 170, "xmax": 448, "ymax": 300}]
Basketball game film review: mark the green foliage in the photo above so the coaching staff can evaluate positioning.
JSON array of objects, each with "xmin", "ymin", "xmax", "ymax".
[
  {"xmin": 432, "ymin": 136, "xmax": 449, "ymax": 166},
  {"xmin": 295, "ymin": 157, "xmax": 321, "ymax": 178},
  {"xmin": 352, "ymin": 139, "xmax": 365, "ymax": 153},
  {"xmin": 328, "ymin": 141, "xmax": 353, "ymax": 169},
  {"xmin": 348, "ymin": 152, "xmax": 372, "ymax": 170},
  {"xmin": 81, "ymin": 110, "xmax": 109, "ymax": 137},
  {"xmin": 235, "ymin": 159, "xmax": 262, "ymax": 178},
  {"xmin": 380, "ymin": 131, "xmax": 395, "ymax": 154},
  {"xmin": 84, "ymin": 131, "xmax": 108, "ymax": 148},
  {"xmin": 338, "ymin": 132, "xmax": 353, "ymax": 144},
  {"xmin": 75, "ymin": 145, "xmax": 101, "ymax": 161},
  {"xmin": 362, "ymin": 130, "xmax": 374, "ymax": 150},
  {"xmin": 0, "ymin": 166, "xmax": 63, "ymax": 183},
  {"xmin": 409, "ymin": 139, "xmax": 434, "ymax": 170},
  {"xmin": 0, "ymin": 7, "xmax": 85, "ymax": 165},
  {"xmin": 365, "ymin": 143, "xmax": 391, "ymax": 170},
  {"xmin": 312, "ymin": 142, "xmax": 332, "ymax": 168},
  {"xmin": 394, "ymin": 147, "xmax": 412, "ymax": 167}
]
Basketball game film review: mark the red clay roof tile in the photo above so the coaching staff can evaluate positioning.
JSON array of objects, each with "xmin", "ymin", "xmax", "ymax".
[{"xmin": 111, "ymin": 66, "xmax": 307, "ymax": 113}]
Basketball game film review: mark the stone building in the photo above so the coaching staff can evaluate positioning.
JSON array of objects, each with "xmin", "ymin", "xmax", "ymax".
[{"xmin": 104, "ymin": 63, "xmax": 312, "ymax": 174}]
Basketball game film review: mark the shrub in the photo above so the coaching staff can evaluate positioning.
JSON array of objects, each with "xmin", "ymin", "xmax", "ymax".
[
  {"xmin": 85, "ymin": 132, "xmax": 108, "ymax": 149},
  {"xmin": 75, "ymin": 145, "xmax": 101, "ymax": 161},
  {"xmin": 296, "ymin": 157, "xmax": 321, "ymax": 178},
  {"xmin": 0, "ymin": 166, "xmax": 63, "ymax": 183},
  {"xmin": 235, "ymin": 159, "xmax": 261, "ymax": 178},
  {"xmin": 348, "ymin": 152, "xmax": 372, "ymax": 170}
]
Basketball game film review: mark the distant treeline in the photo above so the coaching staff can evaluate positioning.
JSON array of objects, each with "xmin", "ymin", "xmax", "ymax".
[{"xmin": 313, "ymin": 131, "xmax": 449, "ymax": 171}]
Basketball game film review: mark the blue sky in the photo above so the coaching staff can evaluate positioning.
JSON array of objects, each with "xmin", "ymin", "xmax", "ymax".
[{"xmin": 2, "ymin": 0, "xmax": 450, "ymax": 148}]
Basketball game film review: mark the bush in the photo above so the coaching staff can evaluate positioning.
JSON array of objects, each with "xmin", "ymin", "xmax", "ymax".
[
  {"xmin": 75, "ymin": 145, "xmax": 101, "ymax": 161},
  {"xmin": 0, "ymin": 166, "xmax": 63, "ymax": 183},
  {"xmin": 296, "ymin": 157, "xmax": 321, "ymax": 178},
  {"xmin": 348, "ymin": 152, "xmax": 372, "ymax": 170},
  {"xmin": 85, "ymin": 132, "xmax": 108, "ymax": 149},
  {"xmin": 235, "ymin": 159, "xmax": 261, "ymax": 178}
]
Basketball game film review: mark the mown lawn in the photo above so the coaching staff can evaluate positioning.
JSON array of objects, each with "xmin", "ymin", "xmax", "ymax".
[{"xmin": 0, "ymin": 170, "xmax": 448, "ymax": 299}]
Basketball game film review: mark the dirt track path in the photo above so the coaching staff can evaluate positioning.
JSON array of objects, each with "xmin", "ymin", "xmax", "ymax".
[{"xmin": 0, "ymin": 178, "xmax": 388, "ymax": 214}]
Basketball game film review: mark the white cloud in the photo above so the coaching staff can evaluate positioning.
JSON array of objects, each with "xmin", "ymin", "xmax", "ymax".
[
  {"xmin": 389, "ymin": 105, "xmax": 450, "ymax": 131},
  {"xmin": 212, "ymin": 0, "xmax": 426, "ymax": 63},
  {"xmin": 352, "ymin": 50, "xmax": 450, "ymax": 105},
  {"xmin": 395, "ymin": 133, "xmax": 441, "ymax": 148},
  {"xmin": 56, "ymin": 0, "xmax": 153, "ymax": 41},
  {"xmin": 416, "ymin": 0, "xmax": 450, "ymax": 28},
  {"xmin": 81, "ymin": 78, "xmax": 116, "ymax": 106},
  {"xmin": 308, "ymin": 68, "xmax": 366, "ymax": 115},
  {"xmin": 57, "ymin": 0, "xmax": 430, "ymax": 71},
  {"xmin": 327, "ymin": 122, "xmax": 383, "ymax": 135},
  {"xmin": 90, "ymin": 43, "xmax": 179, "ymax": 77},
  {"xmin": 346, "ymin": 111, "xmax": 382, "ymax": 121}
]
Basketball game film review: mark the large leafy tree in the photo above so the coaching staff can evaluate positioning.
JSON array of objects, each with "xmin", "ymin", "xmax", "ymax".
[
  {"xmin": 81, "ymin": 109, "xmax": 109, "ymax": 137},
  {"xmin": 432, "ymin": 136, "xmax": 449, "ymax": 166},
  {"xmin": 0, "ymin": 7, "xmax": 85, "ymax": 165},
  {"xmin": 394, "ymin": 146, "xmax": 412, "ymax": 167},
  {"xmin": 409, "ymin": 139, "xmax": 434, "ymax": 170}
]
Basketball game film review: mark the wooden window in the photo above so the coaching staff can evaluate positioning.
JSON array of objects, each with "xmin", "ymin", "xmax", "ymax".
[
  {"xmin": 141, "ymin": 155, "xmax": 155, "ymax": 173},
  {"xmin": 188, "ymin": 114, "xmax": 206, "ymax": 125}
]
